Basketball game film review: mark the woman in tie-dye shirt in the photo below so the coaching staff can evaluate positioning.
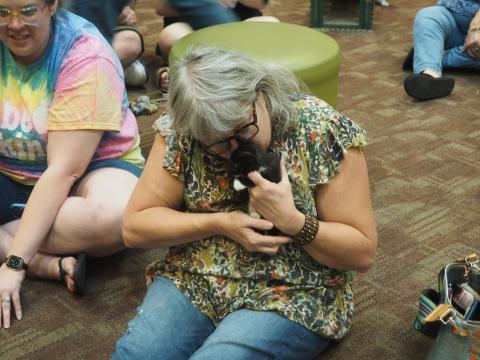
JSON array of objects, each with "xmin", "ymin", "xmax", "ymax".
[{"xmin": 0, "ymin": 0, "xmax": 144, "ymax": 328}]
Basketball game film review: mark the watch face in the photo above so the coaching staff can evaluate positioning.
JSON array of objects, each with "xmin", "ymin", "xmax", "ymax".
[{"xmin": 7, "ymin": 256, "xmax": 22, "ymax": 269}]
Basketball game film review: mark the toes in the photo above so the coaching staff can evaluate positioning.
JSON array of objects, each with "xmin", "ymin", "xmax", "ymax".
[{"xmin": 66, "ymin": 277, "xmax": 75, "ymax": 293}]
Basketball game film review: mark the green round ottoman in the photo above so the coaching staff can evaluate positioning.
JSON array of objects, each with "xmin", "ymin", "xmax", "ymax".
[{"xmin": 169, "ymin": 22, "xmax": 340, "ymax": 107}]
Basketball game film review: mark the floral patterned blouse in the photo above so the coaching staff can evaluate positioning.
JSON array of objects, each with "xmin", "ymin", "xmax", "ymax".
[{"xmin": 147, "ymin": 95, "xmax": 367, "ymax": 339}]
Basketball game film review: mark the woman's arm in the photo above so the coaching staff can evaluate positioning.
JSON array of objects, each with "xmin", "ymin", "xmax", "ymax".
[
  {"xmin": 303, "ymin": 148, "xmax": 377, "ymax": 272},
  {"xmin": 6, "ymin": 130, "xmax": 103, "ymax": 263},
  {"xmin": 248, "ymin": 148, "xmax": 377, "ymax": 272},
  {"xmin": 123, "ymin": 134, "xmax": 289, "ymax": 252}
]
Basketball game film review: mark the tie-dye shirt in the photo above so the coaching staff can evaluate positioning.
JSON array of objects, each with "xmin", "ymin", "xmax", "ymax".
[
  {"xmin": 438, "ymin": 0, "xmax": 480, "ymax": 17},
  {"xmin": 0, "ymin": 9, "xmax": 144, "ymax": 185}
]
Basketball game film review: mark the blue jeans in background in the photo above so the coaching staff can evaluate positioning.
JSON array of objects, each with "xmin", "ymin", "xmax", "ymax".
[
  {"xmin": 413, "ymin": 6, "xmax": 480, "ymax": 75},
  {"xmin": 111, "ymin": 276, "xmax": 331, "ymax": 360},
  {"xmin": 166, "ymin": 0, "xmax": 240, "ymax": 29},
  {"xmin": 70, "ymin": 0, "xmax": 130, "ymax": 42}
]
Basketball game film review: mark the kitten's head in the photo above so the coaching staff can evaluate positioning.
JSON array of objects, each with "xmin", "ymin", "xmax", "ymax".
[{"xmin": 230, "ymin": 139, "xmax": 281, "ymax": 191}]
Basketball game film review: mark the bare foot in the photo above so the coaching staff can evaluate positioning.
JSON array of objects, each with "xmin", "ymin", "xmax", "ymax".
[
  {"xmin": 57, "ymin": 257, "xmax": 77, "ymax": 293},
  {"xmin": 156, "ymin": 67, "xmax": 169, "ymax": 92},
  {"xmin": 422, "ymin": 69, "xmax": 441, "ymax": 78}
]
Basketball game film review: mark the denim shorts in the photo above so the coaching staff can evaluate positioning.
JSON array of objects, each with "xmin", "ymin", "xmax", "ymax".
[{"xmin": 0, "ymin": 159, "xmax": 142, "ymax": 224}]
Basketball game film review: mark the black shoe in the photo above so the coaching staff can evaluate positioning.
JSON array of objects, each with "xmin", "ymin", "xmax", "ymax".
[
  {"xmin": 404, "ymin": 73, "xmax": 455, "ymax": 101},
  {"xmin": 402, "ymin": 47, "xmax": 414, "ymax": 71}
]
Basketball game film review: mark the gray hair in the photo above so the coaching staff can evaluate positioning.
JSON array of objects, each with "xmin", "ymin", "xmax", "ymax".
[{"xmin": 168, "ymin": 46, "xmax": 303, "ymax": 144}]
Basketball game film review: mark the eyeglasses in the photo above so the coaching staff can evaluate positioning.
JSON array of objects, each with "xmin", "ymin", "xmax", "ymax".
[
  {"xmin": 0, "ymin": 4, "xmax": 48, "ymax": 27},
  {"xmin": 204, "ymin": 102, "xmax": 259, "ymax": 156}
]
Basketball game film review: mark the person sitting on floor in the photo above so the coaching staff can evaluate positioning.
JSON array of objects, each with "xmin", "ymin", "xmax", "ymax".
[
  {"xmin": 403, "ymin": 0, "xmax": 480, "ymax": 101},
  {"xmin": 111, "ymin": 46, "xmax": 378, "ymax": 360},
  {"xmin": 0, "ymin": 0, "xmax": 144, "ymax": 329},
  {"xmin": 154, "ymin": 0, "xmax": 278, "ymax": 91}
]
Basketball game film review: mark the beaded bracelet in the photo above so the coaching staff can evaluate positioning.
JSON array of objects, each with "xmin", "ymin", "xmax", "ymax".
[{"xmin": 293, "ymin": 214, "xmax": 319, "ymax": 246}]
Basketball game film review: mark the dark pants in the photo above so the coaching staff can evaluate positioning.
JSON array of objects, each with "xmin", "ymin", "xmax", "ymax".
[
  {"xmin": 0, "ymin": 175, "xmax": 32, "ymax": 224},
  {"xmin": 71, "ymin": 0, "xmax": 130, "ymax": 42},
  {"xmin": 166, "ymin": 0, "xmax": 240, "ymax": 29}
]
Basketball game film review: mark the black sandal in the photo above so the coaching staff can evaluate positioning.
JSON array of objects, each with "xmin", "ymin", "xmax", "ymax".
[
  {"xmin": 404, "ymin": 73, "xmax": 455, "ymax": 101},
  {"xmin": 58, "ymin": 253, "xmax": 87, "ymax": 296}
]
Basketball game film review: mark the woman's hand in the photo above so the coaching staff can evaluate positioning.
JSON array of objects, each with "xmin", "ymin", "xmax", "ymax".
[
  {"xmin": 464, "ymin": 29, "xmax": 480, "ymax": 59},
  {"xmin": 0, "ymin": 264, "xmax": 25, "ymax": 328},
  {"xmin": 218, "ymin": 211, "xmax": 291, "ymax": 255},
  {"xmin": 247, "ymin": 159, "xmax": 305, "ymax": 236},
  {"xmin": 118, "ymin": 6, "xmax": 137, "ymax": 25}
]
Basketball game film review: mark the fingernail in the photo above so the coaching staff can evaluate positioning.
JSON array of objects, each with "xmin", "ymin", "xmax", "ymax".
[{"xmin": 17, "ymin": 314, "xmax": 22, "ymax": 320}]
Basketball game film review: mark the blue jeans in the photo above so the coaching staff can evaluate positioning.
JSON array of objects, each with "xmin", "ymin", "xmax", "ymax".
[
  {"xmin": 166, "ymin": 0, "xmax": 240, "ymax": 30},
  {"xmin": 69, "ymin": 0, "xmax": 130, "ymax": 42},
  {"xmin": 413, "ymin": 6, "xmax": 480, "ymax": 75},
  {"xmin": 111, "ymin": 277, "xmax": 331, "ymax": 360}
]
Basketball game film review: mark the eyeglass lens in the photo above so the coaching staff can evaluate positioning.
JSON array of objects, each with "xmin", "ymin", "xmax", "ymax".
[
  {"xmin": 205, "ymin": 102, "xmax": 258, "ymax": 155},
  {"xmin": 0, "ymin": 5, "xmax": 44, "ymax": 26}
]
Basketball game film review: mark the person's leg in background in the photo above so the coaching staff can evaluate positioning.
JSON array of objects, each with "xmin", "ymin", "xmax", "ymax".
[
  {"xmin": 403, "ymin": 6, "xmax": 479, "ymax": 101},
  {"xmin": 113, "ymin": 28, "xmax": 143, "ymax": 68},
  {"xmin": 161, "ymin": 0, "xmax": 240, "ymax": 30},
  {"xmin": 71, "ymin": 0, "xmax": 130, "ymax": 42},
  {"xmin": 190, "ymin": 309, "xmax": 331, "ymax": 360},
  {"xmin": 154, "ymin": 0, "xmax": 240, "ymax": 62},
  {"xmin": 404, "ymin": 6, "xmax": 456, "ymax": 100},
  {"xmin": 156, "ymin": 22, "xmax": 194, "ymax": 65},
  {"xmin": 111, "ymin": 276, "xmax": 215, "ymax": 360},
  {"xmin": 113, "ymin": 26, "xmax": 148, "ymax": 86}
]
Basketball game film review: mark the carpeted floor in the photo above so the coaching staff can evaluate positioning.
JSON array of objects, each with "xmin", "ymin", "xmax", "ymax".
[{"xmin": 1, "ymin": 1, "xmax": 479, "ymax": 359}]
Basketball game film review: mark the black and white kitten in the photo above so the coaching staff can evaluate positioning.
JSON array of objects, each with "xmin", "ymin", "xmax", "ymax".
[{"xmin": 230, "ymin": 139, "xmax": 281, "ymax": 234}]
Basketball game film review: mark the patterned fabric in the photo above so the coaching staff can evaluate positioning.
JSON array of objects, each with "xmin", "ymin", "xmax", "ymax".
[
  {"xmin": 147, "ymin": 95, "xmax": 367, "ymax": 339},
  {"xmin": 0, "ymin": 9, "xmax": 144, "ymax": 185},
  {"xmin": 437, "ymin": 0, "xmax": 480, "ymax": 17}
]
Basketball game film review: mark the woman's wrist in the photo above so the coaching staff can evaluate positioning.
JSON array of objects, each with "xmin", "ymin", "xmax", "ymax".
[
  {"xmin": 212, "ymin": 212, "xmax": 228, "ymax": 236},
  {"xmin": 280, "ymin": 210, "xmax": 305, "ymax": 237}
]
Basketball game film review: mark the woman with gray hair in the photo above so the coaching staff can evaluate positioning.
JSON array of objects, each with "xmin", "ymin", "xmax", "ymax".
[{"xmin": 112, "ymin": 46, "xmax": 377, "ymax": 359}]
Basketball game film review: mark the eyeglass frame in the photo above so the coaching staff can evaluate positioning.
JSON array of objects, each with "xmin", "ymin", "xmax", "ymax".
[
  {"xmin": 204, "ymin": 102, "xmax": 259, "ymax": 156},
  {"xmin": 0, "ymin": 3, "xmax": 49, "ymax": 27}
]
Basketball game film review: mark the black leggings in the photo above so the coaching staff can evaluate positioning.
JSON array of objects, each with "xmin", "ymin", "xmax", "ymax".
[{"xmin": 0, "ymin": 174, "xmax": 32, "ymax": 224}]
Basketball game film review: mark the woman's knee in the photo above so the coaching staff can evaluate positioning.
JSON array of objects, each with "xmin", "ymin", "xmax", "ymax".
[
  {"xmin": 414, "ymin": 6, "xmax": 453, "ymax": 29},
  {"xmin": 53, "ymin": 196, "xmax": 125, "ymax": 254},
  {"xmin": 158, "ymin": 22, "xmax": 193, "ymax": 54},
  {"xmin": 112, "ymin": 31, "xmax": 143, "ymax": 66}
]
